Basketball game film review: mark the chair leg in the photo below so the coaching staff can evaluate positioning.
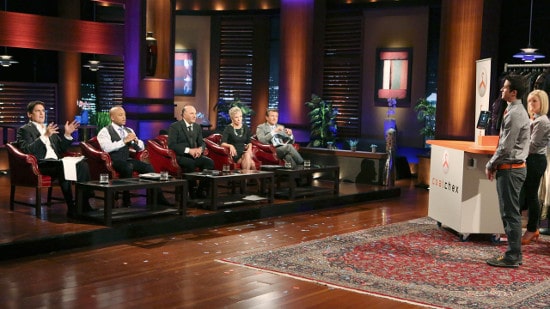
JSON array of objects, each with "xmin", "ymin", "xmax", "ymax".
[
  {"xmin": 9, "ymin": 185, "xmax": 15, "ymax": 211},
  {"xmin": 46, "ymin": 187, "xmax": 53, "ymax": 207},
  {"xmin": 35, "ymin": 188, "xmax": 42, "ymax": 217}
]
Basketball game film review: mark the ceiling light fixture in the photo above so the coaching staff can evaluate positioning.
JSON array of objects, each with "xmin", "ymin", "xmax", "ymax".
[
  {"xmin": 83, "ymin": 60, "xmax": 104, "ymax": 71},
  {"xmin": 83, "ymin": 2, "xmax": 103, "ymax": 71},
  {"xmin": 0, "ymin": 48, "xmax": 18, "ymax": 67},
  {"xmin": 513, "ymin": 0, "xmax": 545, "ymax": 63},
  {"xmin": 0, "ymin": 0, "xmax": 17, "ymax": 67}
]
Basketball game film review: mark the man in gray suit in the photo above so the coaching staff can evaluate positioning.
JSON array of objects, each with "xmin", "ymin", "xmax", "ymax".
[
  {"xmin": 256, "ymin": 109, "xmax": 303, "ymax": 167},
  {"xmin": 168, "ymin": 104, "xmax": 214, "ymax": 197}
]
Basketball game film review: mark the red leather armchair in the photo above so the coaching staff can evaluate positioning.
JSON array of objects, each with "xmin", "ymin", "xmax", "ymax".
[
  {"xmin": 80, "ymin": 136, "xmax": 148, "ymax": 181},
  {"xmin": 146, "ymin": 135, "xmax": 183, "ymax": 178},
  {"xmin": 6, "ymin": 142, "xmax": 64, "ymax": 217},
  {"xmin": 203, "ymin": 133, "xmax": 239, "ymax": 171},
  {"xmin": 250, "ymin": 135, "xmax": 300, "ymax": 166}
]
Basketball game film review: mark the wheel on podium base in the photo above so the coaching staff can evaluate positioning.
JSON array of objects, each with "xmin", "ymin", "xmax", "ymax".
[{"xmin": 459, "ymin": 233, "xmax": 470, "ymax": 242}]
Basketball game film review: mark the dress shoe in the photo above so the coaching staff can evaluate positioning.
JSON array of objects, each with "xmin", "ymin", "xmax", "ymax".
[
  {"xmin": 486, "ymin": 255, "xmax": 521, "ymax": 268},
  {"xmin": 521, "ymin": 230, "xmax": 540, "ymax": 245}
]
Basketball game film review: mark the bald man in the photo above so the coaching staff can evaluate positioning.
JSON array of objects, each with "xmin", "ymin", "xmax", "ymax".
[
  {"xmin": 168, "ymin": 104, "xmax": 214, "ymax": 198},
  {"xmin": 97, "ymin": 105, "xmax": 171, "ymax": 206}
]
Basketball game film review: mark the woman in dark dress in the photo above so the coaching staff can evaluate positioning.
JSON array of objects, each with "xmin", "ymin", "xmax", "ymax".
[{"xmin": 221, "ymin": 107, "xmax": 256, "ymax": 170}]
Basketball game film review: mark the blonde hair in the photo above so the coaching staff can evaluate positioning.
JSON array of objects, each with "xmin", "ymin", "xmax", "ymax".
[
  {"xmin": 229, "ymin": 106, "xmax": 242, "ymax": 118},
  {"xmin": 528, "ymin": 89, "xmax": 549, "ymax": 116}
]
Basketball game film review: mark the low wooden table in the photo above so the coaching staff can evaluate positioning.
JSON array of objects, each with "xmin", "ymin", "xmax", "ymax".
[
  {"xmin": 262, "ymin": 165, "xmax": 340, "ymax": 199},
  {"xmin": 299, "ymin": 147, "xmax": 387, "ymax": 185},
  {"xmin": 184, "ymin": 170, "xmax": 274, "ymax": 210},
  {"xmin": 75, "ymin": 177, "xmax": 187, "ymax": 226}
]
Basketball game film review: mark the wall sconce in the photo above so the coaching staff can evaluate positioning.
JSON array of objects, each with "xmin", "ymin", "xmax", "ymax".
[{"xmin": 513, "ymin": 0, "xmax": 545, "ymax": 62}]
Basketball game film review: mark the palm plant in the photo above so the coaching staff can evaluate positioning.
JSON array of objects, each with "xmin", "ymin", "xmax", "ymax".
[
  {"xmin": 413, "ymin": 97, "xmax": 436, "ymax": 140},
  {"xmin": 213, "ymin": 95, "xmax": 253, "ymax": 131},
  {"xmin": 305, "ymin": 94, "xmax": 337, "ymax": 147}
]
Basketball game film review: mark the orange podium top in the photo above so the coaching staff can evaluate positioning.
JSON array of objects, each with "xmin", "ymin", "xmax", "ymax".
[{"xmin": 427, "ymin": 140, "xmax": 496, "ymax": 155}]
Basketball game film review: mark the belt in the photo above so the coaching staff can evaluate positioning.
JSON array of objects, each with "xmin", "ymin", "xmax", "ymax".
[{"xmin": 496, "ymin": 162, "xmax": 526, "ymax": 170}]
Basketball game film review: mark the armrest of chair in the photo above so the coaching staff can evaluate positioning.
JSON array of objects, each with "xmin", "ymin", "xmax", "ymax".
[
  {"xmin": 80, "ymin": 141, "xmax": 118, "ymax": 180},
  {"xmin": 250, "ymin": 138, "xmax": 276, "ymax": 153},
  {"xmin": 146, "ymin": 139, "xmax": 182, "ymax": 177},
  {"xmin": 204, "ymin": 138, "xmax": 231, "ymax": 156},
  {"xmin": 204, "ymin": 137, "xmax": 238, "ymax": 170},
  {"xmin": 6, "ymin": 143, "xmax": 42, "ymax": 178},
  {"xmin": 130, "ymin": 148, "xmax": 149, "ymax": 162}
]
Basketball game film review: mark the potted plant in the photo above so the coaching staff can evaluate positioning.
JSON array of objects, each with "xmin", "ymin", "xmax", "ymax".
[
  {"xmin": 304, "ymin": 94, "xmax": 338, "ymax": 148},
  {"xmin": 213, "ymin": 94, "xmax": 254, "ymax": 131},
  {"xmin": 413, "ymin": 97, "xmax": 436, "ymax": 189},
  {"xmin": 413, "ymin": 97, "xmax": 436, "ymax": 145},
  {"xmin": 94, "ymin": 111, "xmax": 111, "ymax": 132},
  {"xmin": 347, "ymin": 139, "xmax": 359, "ymax": 151}
]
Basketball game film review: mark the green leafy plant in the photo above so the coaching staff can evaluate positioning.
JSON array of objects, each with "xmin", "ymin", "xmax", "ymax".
[
  {"xmin": 94, "ymin": 111, "xmax": 111, "ymax": 132},
  {"xmin": 413, "ymin": 98, "xmax": 436, "ymax": 140},
  {"xmin": 213, "ymin": 94, "xmax": 254, "ymax": 131},
  {"xmin": 304, "ymin": 94, "xmax": 338, "ymax": 148}
]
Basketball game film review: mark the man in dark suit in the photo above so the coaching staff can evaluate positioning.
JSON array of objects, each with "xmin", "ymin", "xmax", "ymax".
[
  {"xmin": 16, "ymin": 100, "xmax": 94, "ymax": 218},
  {"xmin": 168, "ymin": 104, "xmax": 214, "ymax": 197}
]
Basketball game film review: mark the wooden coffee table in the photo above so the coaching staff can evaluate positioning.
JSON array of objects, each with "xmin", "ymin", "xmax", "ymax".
[
  {"xmin": 75, "ymin": 177, "xmax": 187, "ymax": 226},
  {"xmin": 262, "ymin": 165, "xmax": 340, "ymax": 199},
  {"xmin": 184, "ymin": 170, "xmax": 274, "ymax": 210}
]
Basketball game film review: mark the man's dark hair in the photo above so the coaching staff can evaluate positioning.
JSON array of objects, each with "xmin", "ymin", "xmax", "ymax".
[
  {"xmin": 265, "ymin": 108, "xmax": 278, "ymax": 116},
  {"xmin": 506, "ymin": 74, "xmax": 528, "ymax": 99},
  {"xmin": 27, "ymin": 100, "xmax": 45, "ymax": 114}
]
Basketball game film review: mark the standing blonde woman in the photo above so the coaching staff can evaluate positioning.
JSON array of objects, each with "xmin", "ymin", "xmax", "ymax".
[
  {"xmin": 521, "ymin": 89, "xmax": 550, "ymax": 244},
  {"xmin": 221, "ymin": 106, "xmax": 256, "ymax": 170}
]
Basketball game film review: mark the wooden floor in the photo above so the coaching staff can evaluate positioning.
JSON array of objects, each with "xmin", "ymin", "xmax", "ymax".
[{"xmin": 0, "ymin": 171, "xmax": 430, "ymax": 308}]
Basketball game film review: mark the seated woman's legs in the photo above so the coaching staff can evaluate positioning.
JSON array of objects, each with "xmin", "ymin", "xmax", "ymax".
[{"xmin": 239, "ymin": 147, "xmax": 256, "ymax": 170}]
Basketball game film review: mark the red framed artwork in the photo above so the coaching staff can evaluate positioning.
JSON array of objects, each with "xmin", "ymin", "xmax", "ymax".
[
  {"xmin": 174, "ymin": 49, "xmax": 196, "ymax": 96},
  {"xmin": 374, "ymin": 48, "xmax": 412, "ymax": 107}
]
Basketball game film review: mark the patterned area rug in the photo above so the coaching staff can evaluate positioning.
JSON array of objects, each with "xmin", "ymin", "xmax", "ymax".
[{"xmin": 218, "ymin": 218, "xmax": 550, "ymax": 309}]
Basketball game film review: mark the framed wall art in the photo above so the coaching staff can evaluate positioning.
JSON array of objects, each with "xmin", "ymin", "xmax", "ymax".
[
  {"xmin": 374, "ymin": 47, "xmax": 412, "ymax": 107},
  {"xmin": 174, "ymin": 49, "xmax": 196, "ymax": 96}
]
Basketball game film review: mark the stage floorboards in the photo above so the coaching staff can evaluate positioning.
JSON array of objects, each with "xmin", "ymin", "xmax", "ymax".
[
  {"xmin": 0, "ymin": 173, "xmax": 401, "ymax": 259},
  {"xmin": 0, "ymin": 174, "xmax": 431, "ymax": 309}
]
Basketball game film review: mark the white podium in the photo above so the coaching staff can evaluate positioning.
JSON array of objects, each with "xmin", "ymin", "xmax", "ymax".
[{"xmin": 427, "ymin": 140, "xmax": 503, "ymax": 240}]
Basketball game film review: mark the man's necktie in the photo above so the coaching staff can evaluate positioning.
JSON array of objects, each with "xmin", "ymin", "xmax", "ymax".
[
  {"xmin": 187, "ymin": 125, "xmax": 192, "ymax": 132},
  {"xmin": 119, "ymin": 127, "xmax": 125, "ymax": 139}
]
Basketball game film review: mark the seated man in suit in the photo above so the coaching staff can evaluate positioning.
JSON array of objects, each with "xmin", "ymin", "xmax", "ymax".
[
  {"xmin": 16, "ymin": 100, "xmax": 94, "ymax": 218},
  {"xmin": 97, "ymin": 106, "xmax": 171, "ymax": 206},
  {"xmin": 256, "ymin": 108, "xmax": 304, "ymax": 167},
  {"xmin": 168, "ymin": 104, "xmax": 214, "ymax": 198}
]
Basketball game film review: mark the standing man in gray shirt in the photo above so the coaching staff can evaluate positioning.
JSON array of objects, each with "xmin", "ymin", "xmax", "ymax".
[{"xmin": 485, "ymin": 74, "xmax": 531, "ymax": 268}]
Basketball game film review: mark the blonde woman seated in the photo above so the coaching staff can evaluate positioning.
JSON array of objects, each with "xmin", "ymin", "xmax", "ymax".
[{"xmin": 221, "ymin": 106, "xmax": 257, "ymax": 170}]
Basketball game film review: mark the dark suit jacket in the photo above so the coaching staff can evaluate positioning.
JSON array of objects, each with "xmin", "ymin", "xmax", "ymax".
[
  {"xmin": 16, "ymin": 122, "xmax": 73, "ymax": 159},
  {"xmin": 167, "ymin": 121, "xmax": 205, "ymax": 158}
]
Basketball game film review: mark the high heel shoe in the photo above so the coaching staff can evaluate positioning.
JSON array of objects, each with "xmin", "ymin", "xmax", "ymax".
[{"xmin": 521, "ymin": 230, "xmax": 540, "ymax": 245}]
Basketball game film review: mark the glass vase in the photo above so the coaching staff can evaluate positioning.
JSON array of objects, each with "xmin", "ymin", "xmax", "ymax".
[
  {"xmin": 80, "ymin": 110, "xmax": 89, "ymax": 125},
  {"xmin": 145, "ymin": 32, "xmax": 158, "ymax": 76}
]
